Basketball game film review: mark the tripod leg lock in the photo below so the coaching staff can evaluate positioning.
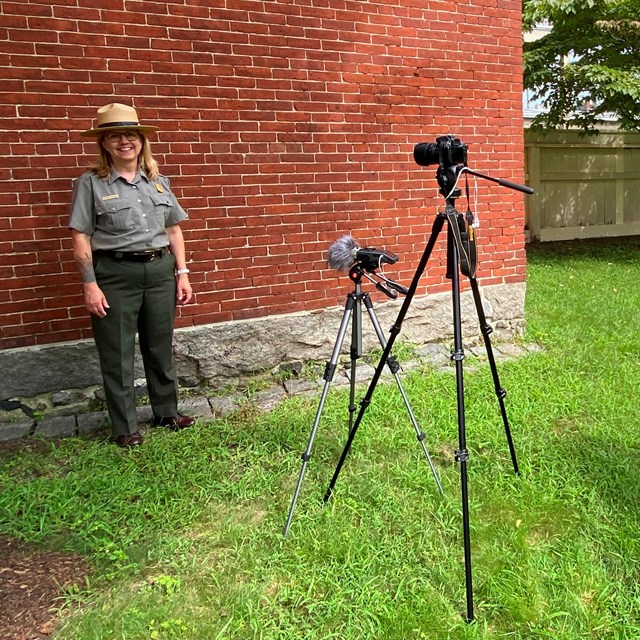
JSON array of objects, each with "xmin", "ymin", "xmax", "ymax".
[
  {"xmin": 386, "ymin": 355, "xmax": 400, "ymax": 374},
  {"xmin": 450, "ymin": 349, "xmax": 465, "ymax": 362},
  {"xmin": 497, "ymin": 387, "xmax": 507, "ymax": 399},
  {"xmin": 323, "ymin": 362, "xmax": 336, "ymax": 382},
  {"xmin": 455, "ymin": 448, "xmax": 470, "ymax": 463},
  {"xmin": 301, "ymin": 452, "xmax": 311, "ymax": 462},
  {"xmin": 481, "ymin": 322, "xmax": 494, "ymax": 337}
]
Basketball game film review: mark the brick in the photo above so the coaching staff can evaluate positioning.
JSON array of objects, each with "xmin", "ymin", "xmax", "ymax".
[{"xmin": 1, "ymin": 2, "xmax": 52, "ymax": 17}]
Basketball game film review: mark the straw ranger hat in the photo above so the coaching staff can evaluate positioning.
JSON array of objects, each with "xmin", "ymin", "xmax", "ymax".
[{"xmin": 80, "ymin": 103, "xmax": 159, "ymax": 137}]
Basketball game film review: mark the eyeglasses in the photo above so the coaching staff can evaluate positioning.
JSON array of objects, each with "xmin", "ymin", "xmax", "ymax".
[{"xmin": 105, "ymin": 131, "xmax": 140, "ymax": 143}]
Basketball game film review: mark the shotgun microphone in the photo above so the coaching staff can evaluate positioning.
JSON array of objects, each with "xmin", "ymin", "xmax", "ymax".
[{"xmin": 327, "ymin": 235, "xmax": 399, "ymax": 272}]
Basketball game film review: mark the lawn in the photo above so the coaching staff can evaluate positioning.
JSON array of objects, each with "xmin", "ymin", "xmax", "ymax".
[{"xmin": 2, "ymin": 237, "xmax": 640, "ymax": 639}]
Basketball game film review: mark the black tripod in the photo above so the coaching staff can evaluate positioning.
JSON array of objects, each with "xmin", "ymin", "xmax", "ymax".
[
  {"xmin": 283, "ymin": 261, "xmax": 444, "ymax": 537},
  {"xmin": 321, "ymin": 161, "xmax": 533, "ymax": 621}
]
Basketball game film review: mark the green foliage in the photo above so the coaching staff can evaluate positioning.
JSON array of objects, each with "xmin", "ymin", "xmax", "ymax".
[
  {"xmin": 523, "ymin": 0, "xmax": 640, "ymax": 132},
  {"xmin": 4, "ymin": 237, "xmax": 640, "ymax": 637}
]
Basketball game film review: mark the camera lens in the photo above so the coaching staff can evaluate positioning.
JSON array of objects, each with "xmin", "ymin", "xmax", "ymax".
[{"xmin": 413, "ymin": 142, "xmax": 439, "ymax": 167}]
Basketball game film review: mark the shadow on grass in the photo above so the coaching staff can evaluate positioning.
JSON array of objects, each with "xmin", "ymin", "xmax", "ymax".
[{"xmin": 527, "ymin": 235, "xmax": 640, "ymax": 264}]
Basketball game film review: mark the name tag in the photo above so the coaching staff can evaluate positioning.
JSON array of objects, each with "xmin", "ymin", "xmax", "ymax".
[{"xmin": 101, "ymin": 194, "xmax": 119, "ymax": 201}]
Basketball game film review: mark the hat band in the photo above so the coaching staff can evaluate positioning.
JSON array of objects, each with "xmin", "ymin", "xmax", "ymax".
[{"xmin": 98, "ymin": 121, "xmax": 140, "ymax": 128}]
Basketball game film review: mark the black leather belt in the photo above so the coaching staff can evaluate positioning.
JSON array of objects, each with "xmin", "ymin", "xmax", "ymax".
[{"xmin": 94, "ymin": 248, "xmax": 167, "ymax": 263}]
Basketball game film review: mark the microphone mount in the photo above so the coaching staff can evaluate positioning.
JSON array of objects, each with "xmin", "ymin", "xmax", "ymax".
[{"xmin": 348, "ymin": 260, "xmax": 408, "ymax": 300}]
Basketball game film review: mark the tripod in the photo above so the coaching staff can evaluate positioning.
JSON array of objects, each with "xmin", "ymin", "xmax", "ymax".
[
  {"xmin": 321, "ymin": 162, "xmax": 533, "ymax": 621},
  {"xmin": 283, "ymin": 262, "xmax": 444, "ymax": 538}
]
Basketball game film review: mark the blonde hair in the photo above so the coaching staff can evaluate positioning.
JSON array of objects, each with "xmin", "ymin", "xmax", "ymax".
[{"xmin": 92, "ymin": 132, "xmax": 160, "ymax": 180}]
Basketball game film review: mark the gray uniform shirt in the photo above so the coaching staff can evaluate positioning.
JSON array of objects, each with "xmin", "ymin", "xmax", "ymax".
[{"xmin": 68, "ymin": 169, "xmax": 188, "ymax": 252}]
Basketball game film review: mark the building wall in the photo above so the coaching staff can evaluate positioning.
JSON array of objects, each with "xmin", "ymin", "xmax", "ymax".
[{"xmin": 1, "ymin": 0, "xmax": 527, "ymax": 354}]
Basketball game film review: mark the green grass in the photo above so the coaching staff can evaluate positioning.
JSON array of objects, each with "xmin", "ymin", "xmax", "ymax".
[{"xmin": 3, "ymin": 237, "xmax": 640, "ymax": 638}]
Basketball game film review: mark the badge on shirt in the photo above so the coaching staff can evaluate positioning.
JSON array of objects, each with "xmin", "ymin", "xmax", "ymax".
[
  {"xmin": 101, "ymin": 194, "xmax": 119, "ymax": 201},
  {"xmin": 155, "ymin": 183, "xmax": 165, "ymax": 193}
]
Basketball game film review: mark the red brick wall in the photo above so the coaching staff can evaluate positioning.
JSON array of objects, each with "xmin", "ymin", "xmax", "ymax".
[{"xmin": 0, "ymin": 0, "xmax": 527, "ymax": 350}]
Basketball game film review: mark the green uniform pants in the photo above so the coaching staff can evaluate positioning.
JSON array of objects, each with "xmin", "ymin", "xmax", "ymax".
[{"xmin": 92, "ymin": 252, "xmax": 178, "ymax": 437}]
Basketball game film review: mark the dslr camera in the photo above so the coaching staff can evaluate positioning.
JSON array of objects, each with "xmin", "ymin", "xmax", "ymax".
[{"xmin": 414, "ymin": 135, "xmax": 468, "ymax": 167}]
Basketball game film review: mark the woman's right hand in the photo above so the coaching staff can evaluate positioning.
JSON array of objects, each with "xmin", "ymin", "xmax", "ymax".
[{"xmin": 83, "ymin": 282, "xmax": 110, "ymax": 317}]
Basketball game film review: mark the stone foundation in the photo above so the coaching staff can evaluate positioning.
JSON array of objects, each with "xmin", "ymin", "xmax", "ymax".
[{"xmin": 0, "ymin": 283, "xmax": 526, "ymax": 441}]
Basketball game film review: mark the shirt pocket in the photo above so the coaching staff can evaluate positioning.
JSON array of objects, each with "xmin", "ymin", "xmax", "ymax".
[
  {"xmin": 149, "ymin": 193, "xmax": 173, "ymax": 226},
  {"xmin": 95, "ymin": 199, "xmax": 135, "ymax": 232}
]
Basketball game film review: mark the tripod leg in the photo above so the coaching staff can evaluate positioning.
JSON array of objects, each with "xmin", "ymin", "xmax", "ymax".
[
  {"xmin": 469, "ymin": 278, "xmax": 519, "ymax": 475},
  {"xmin": 363, "ymin": 294, "xmax": 443, "ymax": 495},
  {"xmin": 348, "ymin": 290, "xmax": 363, "ymax": 432},
  {"xmin": 283, "ymin": 294, "xmax": 356, "ymax": 537},
  {"xmin": 446, "ymin": 217, "xmax": 474, "ymax": 623},
  {"xmin": 324, "ymin": 213, "xmax": 447, "ymax": 504}
]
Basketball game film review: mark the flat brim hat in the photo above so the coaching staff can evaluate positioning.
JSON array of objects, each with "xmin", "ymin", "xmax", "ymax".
[{"xmin": 80, "ymin": 103, "xmax": 160, "ymax": 137}]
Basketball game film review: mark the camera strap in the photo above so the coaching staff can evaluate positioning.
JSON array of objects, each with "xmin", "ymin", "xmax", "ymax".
[
  {"xmin": 445, "ymin": 175, "xmax": 477, "ymax": 279},
  {"xmin": 463, "ymin": 174, "xmax": 477, "ymax": 278}
]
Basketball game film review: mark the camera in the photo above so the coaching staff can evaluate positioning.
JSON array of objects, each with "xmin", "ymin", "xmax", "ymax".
[{"xmin": 413, "ymin": 135, "xmax": 468, "ymax": 167}]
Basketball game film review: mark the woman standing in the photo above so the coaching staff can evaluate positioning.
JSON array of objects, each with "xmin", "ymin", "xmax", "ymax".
[{"xmin": 69, "ymin": 103, "xmax": 195, "ymax": 447}]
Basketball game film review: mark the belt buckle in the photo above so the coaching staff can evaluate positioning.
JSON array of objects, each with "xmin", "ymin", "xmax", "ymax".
[{"xmin": 134, "ymin": 250, "xmax": 157, "ymax": 262}]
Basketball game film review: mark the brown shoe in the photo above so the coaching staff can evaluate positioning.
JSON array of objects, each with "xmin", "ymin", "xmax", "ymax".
[
  {"xmin": 153, "ymin": 413, "xmax": 196, "ymax": 431},
  {"xmin": 115, "ymin": 431, "xmax": 143, "ymax": 448}
]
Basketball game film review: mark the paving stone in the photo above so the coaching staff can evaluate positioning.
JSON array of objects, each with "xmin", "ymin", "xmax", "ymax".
[
  {"xmin": 416, "ymin": 343, "xmax": 451, "ymax": 364},
  {"xmin": 252, "ymin": 388, "xmax": 287, "ymax": 412},
  {"xmin": 283, "ymin": 379, "xmax": 322, "ymax": 395},
  {"xmin": 77, "ymin": 411, "xmax": 109, "ymax": 434},
  {"xmin": 35, "ymin": 416, "xmax": 77, "ymax": 438},
  {"xmin": 209, "ymin": 395, "xmax": 243, "ymax": 417},
  {"xmin": 0, "ymin": 420, "xmax": 33, "ymax": 441},
  {"xmin": 469, "ymin": 345, "xmax": 488, "ymax": 358},
  {"xmin": 52, "ymin": 390, "xmax": 89, "ymax": 406},
  {"xmin": 179, "ymin": 396, "xmax": 213, "ymax": 418},
  {"xmin": 323, "ymin": 372, "xmax": 350, "ymax": 387},
  {"xmin": 494, "ymin": 343, "xmax": 526, "ymax": 358},
  {"xmin": 396, "ymin": 360, "xmax": 421, "ymax": 373},
  {"xmin": 136, "ymin": 405, "xmax": 154, "ymax": 424},
  {"xmin": 344, "ymin": 363, "xmax": 376, "ymax": 383}
]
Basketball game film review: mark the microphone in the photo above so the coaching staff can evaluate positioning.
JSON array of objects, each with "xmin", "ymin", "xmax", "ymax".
[
  {"xmin": 327, "ymin": 234, "xmax": 408, "ymax": 298},
  {"xmin": 327, "ymin": 235, "xmax": 360, "ymax": 271}
]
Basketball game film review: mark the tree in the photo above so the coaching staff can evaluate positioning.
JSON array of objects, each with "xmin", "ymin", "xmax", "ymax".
[{"xmin": 523, "ymin": 0, "xmax": 640, "ymax": 132}]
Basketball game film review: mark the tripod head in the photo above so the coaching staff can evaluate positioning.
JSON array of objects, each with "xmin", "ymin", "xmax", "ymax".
[
  {"xmin": 436, "ymin": 163, "xmax": 464, "ymax": 202},
  {"xmin": 348, "ymin": 258, "xmax": 408, "ymax": 299}
]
